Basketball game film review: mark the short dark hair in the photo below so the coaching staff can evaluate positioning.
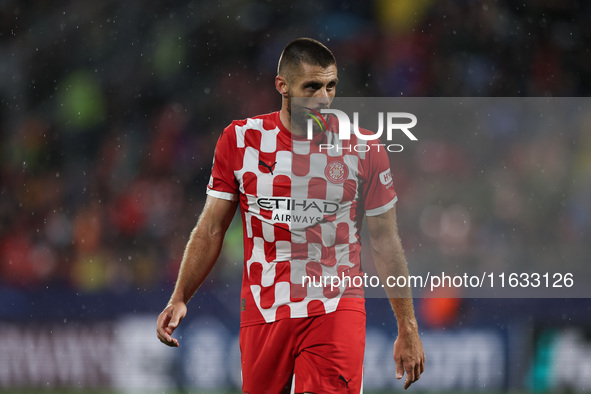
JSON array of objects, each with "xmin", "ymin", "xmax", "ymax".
[{"xmin": 277, "ymin": 38, "xmax": 336, "ymax": 81}]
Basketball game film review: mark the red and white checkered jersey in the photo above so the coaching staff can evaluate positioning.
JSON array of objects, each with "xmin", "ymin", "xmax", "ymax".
[{"xmin": 207, "ymin": 111, "xmax": 397, "ymax": 327}]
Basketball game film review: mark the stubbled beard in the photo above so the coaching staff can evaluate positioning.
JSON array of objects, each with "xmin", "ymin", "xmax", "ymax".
[{"xmin": 288, "ymin": 93, "xmax": 326, "ymax": 135}]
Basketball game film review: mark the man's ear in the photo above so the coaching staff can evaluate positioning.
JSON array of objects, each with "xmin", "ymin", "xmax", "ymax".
[{"xmin": 275, "ymin": 75, "xmax": 289, "ymax": 98}]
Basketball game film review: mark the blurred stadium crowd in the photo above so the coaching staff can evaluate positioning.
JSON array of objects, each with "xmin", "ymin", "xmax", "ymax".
[{"xmin": 0, "ymin": 0, "xmax": 590, "ymax": 299}]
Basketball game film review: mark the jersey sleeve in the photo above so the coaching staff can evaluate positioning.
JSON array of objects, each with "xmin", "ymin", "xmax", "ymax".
[
  {"xmin": 206, "ymin": 125, "xmax": 239, "ymax": 201},
  {"xmin": 362, "ymin": 144, "xmax": 397, "ymax": 216}
]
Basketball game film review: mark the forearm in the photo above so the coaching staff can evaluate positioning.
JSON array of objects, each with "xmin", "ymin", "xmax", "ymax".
[
  {"xmin": 169, "ymin": 221, "xmax": 226, "ymax": 304},
  {"xmin": 371, "ymin": 235, "xmax": 418, "ymax": 331},
  {"xmin": 368, "ymin": 207, "xmax": 419, "ymax": 331},
  {"xmin": 168, "ymin": 197, "xmax": 236, "ymax": 305}
]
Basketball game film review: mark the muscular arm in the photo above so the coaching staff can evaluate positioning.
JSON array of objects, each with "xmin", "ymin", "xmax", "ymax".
[
  {"xmin": 156, "ymin": 195, "xmax": 238, "ymax": 347},
  {"xmin": 367, "ymin": 206, "xmax": 425, "ymax": 390}
]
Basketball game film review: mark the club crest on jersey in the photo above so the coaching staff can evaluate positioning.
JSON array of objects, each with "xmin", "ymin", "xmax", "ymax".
[{"xmin": 325, "ymin": 161, "xmax": 348, "ymax": 184}]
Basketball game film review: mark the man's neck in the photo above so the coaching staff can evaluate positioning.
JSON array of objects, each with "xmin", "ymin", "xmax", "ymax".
[{"xmin": 279, "ymin": 105, "xmax": 306, "ymax": 137}]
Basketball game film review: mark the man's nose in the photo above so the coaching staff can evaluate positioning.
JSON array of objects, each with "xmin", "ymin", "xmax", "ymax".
[{"xmin": 316, "ymin": 88, "xmax": 330, "ymax": 106}]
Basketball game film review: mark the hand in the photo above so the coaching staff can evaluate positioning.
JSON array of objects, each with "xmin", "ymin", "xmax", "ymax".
[
  {"xmin": 394, "ymin": 329, "xmax": 425, "ymax": 390},
  {"xmin": 156, "ymin": 301, "xmax": 187, "ymax": 347}
]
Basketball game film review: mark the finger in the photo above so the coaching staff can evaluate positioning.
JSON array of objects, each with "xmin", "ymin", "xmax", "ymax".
[
  {"xmin": 404, "ymin": 364, "xmax": 415, "ymax": 390},
  {"xmin": 395, "ymin": 358, "xmax": 404, "ymax": 380},
  {"xmin": 168, "ymin": 306, "xmax": 185, "ymax": 329},
  {"xmin": 414, "ymin": 363, "xmax": 422, "ymax": 381},
  {"xmin": 403, "ymin": 362, "xmax": 423, "ymax": 390},
  {"xmin": 156, "ymin": 310, "xmax": 179, "ymax": 346},
  {"xmin": 158, "ymin": 333, "xmax": 179, "ymax": 347},
  {"xmin": 404, "ymin": 372, "xmax": 416, "ymax": 390},
  {"xmin": 156, "ymin": 324, "xmax": 179, "ymax": 347},
  {"xmin": 157, "ymin": 308, "xmax": 171, "ymax": 327},
  {"xmin": 156, "ymin": 314, "xmax": 171, "ymax": 338},
  {"xmin": 156, "ymin": 329, "xmax": 171, "ymax": 345},
  {"xmin": 156, "ymin": 322, "xmax": 173, "ymax": 343},
  {"xmin": 169, "ymin": 311, "xmax": 181, "ymax": 329},
  {"xmin": 404, "ymin": 379, "xmax": 411, "ymax": 390}
]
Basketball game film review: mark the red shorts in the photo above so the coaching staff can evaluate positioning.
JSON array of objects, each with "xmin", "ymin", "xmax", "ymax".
[{"xmin": 240, "ymin": 309, "xmax": 365, "ymax": 394}]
